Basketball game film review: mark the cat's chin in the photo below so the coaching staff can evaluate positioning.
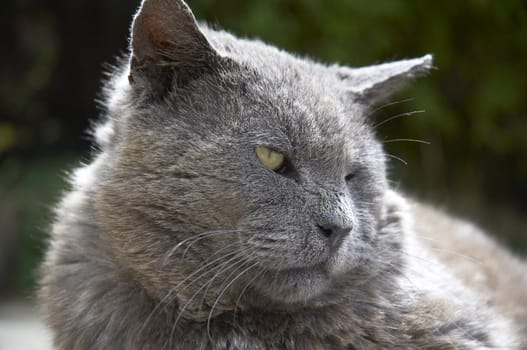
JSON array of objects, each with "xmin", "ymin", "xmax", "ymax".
[{"xmin": 252, "ymin": 265, "xmax": 331, "ymax": 304}]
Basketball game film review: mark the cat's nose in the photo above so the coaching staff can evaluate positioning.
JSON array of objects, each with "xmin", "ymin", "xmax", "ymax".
[{"xmin": 317, "ymin": 222, "xmax": 352, "ymax": 247}]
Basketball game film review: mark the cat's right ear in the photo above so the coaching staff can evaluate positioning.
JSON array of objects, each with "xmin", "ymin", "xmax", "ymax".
[
  {"xmin": 128, "ymin": 0, "xmax": 219, "ymax": 96},
  {"xmin": 333, "ymin": 55, "xmax": 433, "ymax": 106}
]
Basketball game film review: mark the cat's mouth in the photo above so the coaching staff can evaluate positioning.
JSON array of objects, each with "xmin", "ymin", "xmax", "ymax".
[{"xmin": 244, "ymin": 239, "xmax": 377, "ymax": 305}]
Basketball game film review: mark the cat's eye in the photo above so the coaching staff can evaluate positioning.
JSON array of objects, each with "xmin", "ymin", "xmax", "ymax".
[{"xmin": 255, "ymin": 146, "xmax": 286, "ymax": 172}]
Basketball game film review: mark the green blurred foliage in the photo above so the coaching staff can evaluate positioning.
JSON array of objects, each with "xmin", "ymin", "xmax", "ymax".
[
  {"xmin": 0, "ymin": 0, "xmax": 526, "ymax": 296},
  {"xmin": 0, "ymin": 155, "xmax": 76, "ymax": 296}
]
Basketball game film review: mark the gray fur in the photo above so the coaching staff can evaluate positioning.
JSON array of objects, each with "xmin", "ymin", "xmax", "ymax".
[{"xmin": 39, "ymin": 0, "xmax": 526, "ymax": 349}]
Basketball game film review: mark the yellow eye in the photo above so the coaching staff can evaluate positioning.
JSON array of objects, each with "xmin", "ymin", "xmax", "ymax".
[{"xmin": 255, "ymin": 146, "xmax": 285, "ymax": 171}]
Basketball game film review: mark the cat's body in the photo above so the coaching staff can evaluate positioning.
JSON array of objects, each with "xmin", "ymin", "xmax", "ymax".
[{"xmin": 40, "ymin": 0, "xmax": 527, "ymax": 349}]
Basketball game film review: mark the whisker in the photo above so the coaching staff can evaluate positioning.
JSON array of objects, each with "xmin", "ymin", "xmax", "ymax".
[
  {"xmin": 181, "ymin": 228, "xmax": 252, "ymax": 260},
  {"xmin": 167, "ymin": 253, "xmax": 249, "ymax": 349},
  {"xmin": 165, "ymin": 230, "xmax": 245, "ymax": 263},
  {"xmin": 373, "ymin": 110, "xmax": 425, "ymax": 129},
  {"xmin": 232, "ymin": 266, "xmax": 265, "ymax": 324},
  {"xmin": 370, "ymin": 97, "xmax": 415, "ymax": 115},
  {"xmin": 141, "ymin": 244, "xmax": 242, "ymax": 337},
  {"xmin": 383, "ymin": 138, "xmax": 430, "ymax": 145},
  {"xmin": 167, "ymin": 246, "xmax": 258, "ymax": 349},
  {"xmin": 164, "ymin": 230, "xmax": 236, "ymax": 263},
  {"xmin": 197, "ymin": 252, "xmax": 254, "ymax": 311},
  {"xmin": 206, "ymin": 261, "xmax": 258, "ymax": 342},
  {"xmin": 386, "ymin": 153, "xmax": 408, "ymax": 166},
  {"xmin": 138, "ymin": 291, "xmax": 173, "ymax": 338},
  {"xmin": 175, "ymin": 244, "xmax": 243, "ymax": 293},
  {"xmin": 202, "ymin": 258, "xmax": 253, "ymax": 319}
]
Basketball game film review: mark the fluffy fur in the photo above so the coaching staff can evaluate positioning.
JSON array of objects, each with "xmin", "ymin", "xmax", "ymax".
[{"xmin": 40, "ymin": 0, "xmax": 527, "ymax": 348}]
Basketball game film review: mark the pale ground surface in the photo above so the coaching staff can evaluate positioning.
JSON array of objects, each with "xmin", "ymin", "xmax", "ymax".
[{"xmin": 0, "ymin": 300, "xmax": 52, "ymax": 350}]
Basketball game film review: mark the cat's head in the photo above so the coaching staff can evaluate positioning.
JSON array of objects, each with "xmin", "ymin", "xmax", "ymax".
[{"xmin": 93, "ymin": 0, "xmax": 431, "ymax": 313}]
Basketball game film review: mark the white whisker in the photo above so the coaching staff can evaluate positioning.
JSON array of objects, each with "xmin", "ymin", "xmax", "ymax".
[
  {"xmin": 373, "ymin": 110, "xmax": 425, "ymax": 129},
  {"xmin": 370, "ymin": 97, "xmax": 415, "ymax": 115},
  {"xmin": 167, "ymin": 253, "xmax": 247, "ymax": 349},
  {"xmin": 232, "ymin": 266, "xmax": 265, "ymax": 324},
  {"xmin": 206, "ymin": 261, "xmax": 259, "ymax": 342},
  {"xmin": 386, "ymin": 153, "xmax": 408, "ymax": 166},
  {"xmin": 383, "ymin": 138, "xmax": 430, "ymax": 145}
]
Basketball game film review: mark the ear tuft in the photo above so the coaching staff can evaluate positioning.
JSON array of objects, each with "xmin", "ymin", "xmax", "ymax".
[{"xmin": 335, "ymin": 54, "xmax": 434, "ymax": 105}]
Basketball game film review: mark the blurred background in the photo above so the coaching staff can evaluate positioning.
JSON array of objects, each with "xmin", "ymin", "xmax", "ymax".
[{"xmin": 1, "ymin": 0, "xmax": 526, "ymax": 339}]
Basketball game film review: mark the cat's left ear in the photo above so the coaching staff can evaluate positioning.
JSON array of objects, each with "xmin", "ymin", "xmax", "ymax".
[
  {"xmin": 334, "ymin": 54, "xmax": 433, "ymax": 105},
  {"xmin": 128, "ymin": 0, "xmax": 221, "ymax": 96}
]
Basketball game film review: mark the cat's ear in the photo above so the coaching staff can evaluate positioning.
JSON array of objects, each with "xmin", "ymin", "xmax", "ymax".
[
  {"xmin": 128, "ymin": 0, "xmax": 219, "ymax": 95},
  {"xmin": 334, "ymin": 54, "xmax": 433, "ymax": 105}
]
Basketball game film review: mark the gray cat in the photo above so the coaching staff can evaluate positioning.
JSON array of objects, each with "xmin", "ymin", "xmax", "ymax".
[{"xmin": 39, "ymin": 0, "xmax": 527, "ymax": 348}]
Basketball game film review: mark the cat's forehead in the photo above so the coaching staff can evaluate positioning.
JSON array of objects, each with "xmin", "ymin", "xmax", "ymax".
[
  {"xmin": 235, "ymin": 72, "xmax": 368, "ymax": 171},
  {"xmin": 248, "ymin": 75, "xmax": 355, "ymax": 140},
  {"xmin": 203, "ymin": 27, "xmax": 368, "ymax": 143}
]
